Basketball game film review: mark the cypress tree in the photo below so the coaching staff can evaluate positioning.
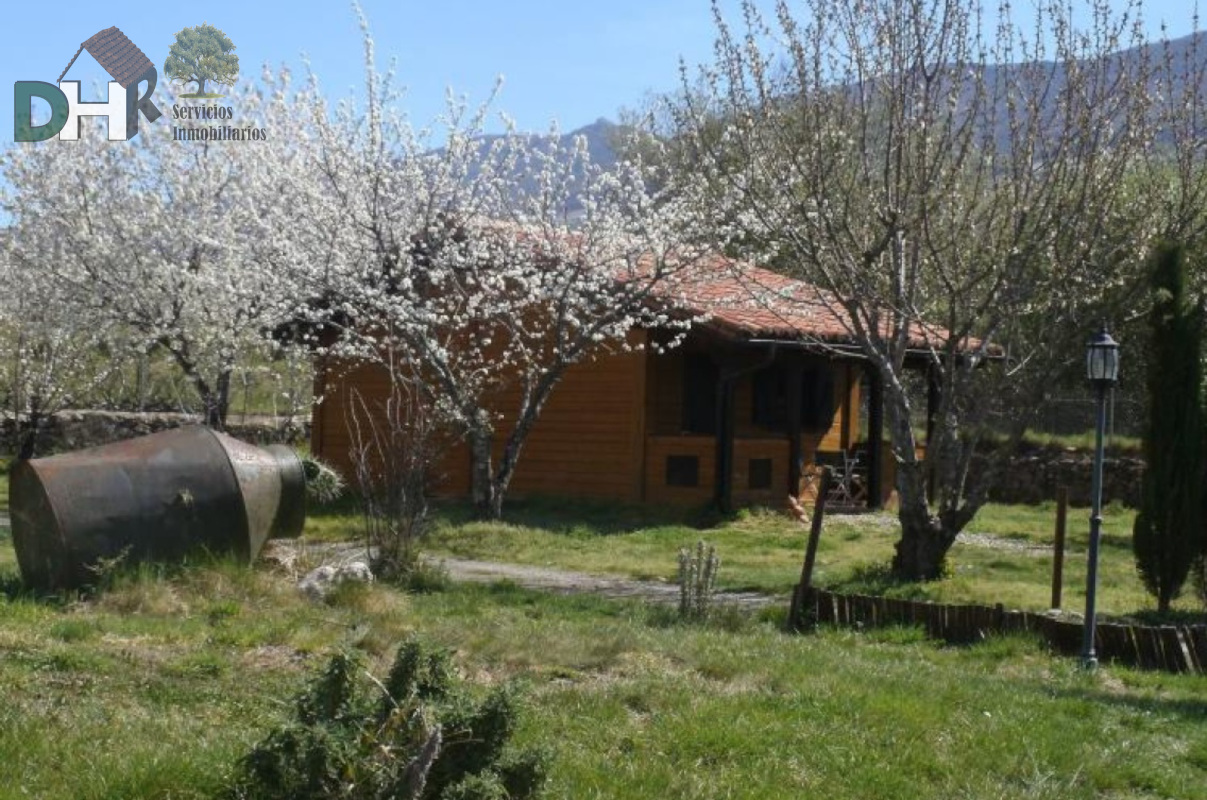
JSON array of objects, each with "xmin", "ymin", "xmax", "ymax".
[{"xmin": 1133, "ymin": 241, "xmax": 1204, "ymax": 613}]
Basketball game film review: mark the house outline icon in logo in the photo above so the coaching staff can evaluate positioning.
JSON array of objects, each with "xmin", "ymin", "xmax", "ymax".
[{"xmin": 59, "ymin": 27, "xmax": 157, "ymax": 92}]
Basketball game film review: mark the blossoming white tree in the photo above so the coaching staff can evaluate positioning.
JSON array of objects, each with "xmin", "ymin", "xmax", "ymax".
[
  {"xmin": 0, "ymin": 236, "xmax": 124, "ymax": 458},
  {"xmin": 3, "ymin": 14, "xmax": 705, "ymax": 522},
  {"xmin": 1138, "ymin": 27, "xmax": 1207, "ymax": 247},
  {"xmin": 266, "ymin": 21, "xmax": 705, "ymax": 518},
  {"xmin": 0, "ymin": 79, "xmax": 304, "ymax": 431},
  {"xmin": 668, "ymin": 0, "xmax": 1176, "ymax": 578}
]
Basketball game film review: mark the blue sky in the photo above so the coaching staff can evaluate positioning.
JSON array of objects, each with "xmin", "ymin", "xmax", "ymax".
[
  {"xmin": 2, "ymin": 0, "xmax": 726, "ymax": 139},
  {"xmin": 1, "ymin": 0, "xmax": 1201, "ymax": 141}
]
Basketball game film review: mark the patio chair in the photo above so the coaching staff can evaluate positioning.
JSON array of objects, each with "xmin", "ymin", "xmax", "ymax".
[{"xmin": 815, "ymin": 449, "xmax": 867, "ymax": 511}]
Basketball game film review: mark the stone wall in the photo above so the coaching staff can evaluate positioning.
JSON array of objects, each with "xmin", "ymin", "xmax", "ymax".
[
  {"xmin": 978, "ymin": 446, "xmax": 1143, "ymax": 507},
  {"xmin": 0, "ymin": 410, "xmax": 308, "ymax": 456},
  {"xmin": 2, "ymin": 412, "xmax": 1143, "ymax": 508}
]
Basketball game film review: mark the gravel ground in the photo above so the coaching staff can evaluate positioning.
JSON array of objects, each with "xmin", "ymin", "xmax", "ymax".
[
  {"xmin": 956, "ymin": 531, "xmax": 1058, "ymax": 555},
  {"xmin": 829, "ymin": 511, "xmax": 1061, "ymax": 555}
]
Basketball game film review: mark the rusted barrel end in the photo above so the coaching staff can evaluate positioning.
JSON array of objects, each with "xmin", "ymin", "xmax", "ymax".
[
  {"xmin": 10, "ymin": 426, "xmax": 307, "ymax": 591},
  {"xmin": 9, "ymin": 461, "xmax": 70, "ymax": 591},
  {"xmin": 264, "ymin": 445, "xmax": 307, "ymax": 539},
  {"xmin": 212, "ymin": 433, "xmax": 307, "ymax": 556}
]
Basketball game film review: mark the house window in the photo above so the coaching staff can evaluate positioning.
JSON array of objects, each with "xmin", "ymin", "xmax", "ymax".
[
  {"xmin": 748, "ymin": 458, "xmax": 773, "ymax": 490},
  {"xmin": 752, "ymin": 366, "xmax": 787, "ymax": 428},
  {"xmin": 752, "ymin": 363, "xmax": 836, "ymax": 431},
  {"xmin": 666, "ymin": 455, "xmax": 700, "ymax": 487},
  {"xmin": 681, "ymin": 354, "xmax": 718, "ymax": 434},
  {"xmin": 801, "ymin": 365, "xmax": 836, "ymax": 431}
]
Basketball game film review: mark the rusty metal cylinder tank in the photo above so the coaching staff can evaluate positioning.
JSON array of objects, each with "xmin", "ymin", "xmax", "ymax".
[{"xmin": 9, "ymin": 425, "xmax": 306, "ymax": 590}]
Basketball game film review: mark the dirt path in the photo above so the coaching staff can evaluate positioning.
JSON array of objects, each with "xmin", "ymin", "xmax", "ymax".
[
  {"xmin": 0, "ymin": 519, "xmax": 1055, "ymax": 598},
  {"xmin": 434, "ymin": 556, "xmax": 778, "ymax": 607},
  {"xmin": 424, "ymin": 532, "xmax": 1056, "ymax": 605},
  {"xmin": 262, "ymin": 540, "xmax": 779, "ymax": 609}
]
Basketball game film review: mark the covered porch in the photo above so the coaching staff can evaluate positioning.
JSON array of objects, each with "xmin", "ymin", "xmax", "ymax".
[{"xmin": 641, "ymin": 330, "xmax": 934, "ymax": 512}]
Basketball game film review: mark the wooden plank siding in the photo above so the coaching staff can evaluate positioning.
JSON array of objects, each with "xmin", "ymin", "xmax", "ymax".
[
  {"xmin": 309, "ymin": 330, "xmax": 887, "ymax": 509},
  {"xmin": 310, "ymin": 359, "xmax": 473, "ymax": 497},
  {"xmin": 487, "ymin": 331, "xmax": 647, "ymax": 500},
  {"xmin": 732, "ymin": 438, "xmax": 790, "ymax": 506},
  {"xmin": 310, "ymin": 331, "xmax": 648, "ymax": 502},
  {"xmin": 644, "ymin": 435, "xmax": 716, "ymax": 505}
]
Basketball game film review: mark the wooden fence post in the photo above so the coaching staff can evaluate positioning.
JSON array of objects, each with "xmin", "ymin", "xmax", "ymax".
[
  {"xmin": 1052, "ymin": 486, "xmax": 1068, "ymax": 610},
  {"xmin": 789, "ymin": 467, "xmax": 832, "ymax": 631}
]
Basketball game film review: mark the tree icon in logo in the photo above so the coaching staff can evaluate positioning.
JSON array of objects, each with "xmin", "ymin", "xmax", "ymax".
[{"xmin": 164, "ymin": 22, "xmax": 239, "ymax": 98}]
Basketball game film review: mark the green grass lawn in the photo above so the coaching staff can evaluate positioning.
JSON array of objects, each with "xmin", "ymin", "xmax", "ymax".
[
  {"xmin": 0, "ymin": 544, "xmax": 1204, "ymax": 799},
  {"xmin": 1, "ymin": 491, "xmax": 1203, "ymax": 796},
  {"xmin": 307, "ymin": 496, "xmax": 1196, "ymax": 621},
  {"xmin": 1017, "ymin": 429, "xmax": 1142, "ymax": 454}
]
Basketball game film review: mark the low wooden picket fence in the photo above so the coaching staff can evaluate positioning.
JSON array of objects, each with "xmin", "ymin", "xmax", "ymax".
[{"xmin": 798, "ymin": 587, "xmax": 1207, "ymax": 674}]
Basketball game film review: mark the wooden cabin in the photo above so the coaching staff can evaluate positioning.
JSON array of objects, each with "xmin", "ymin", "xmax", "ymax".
[{"xmin": 310, "ymin": 257, "xmax": 945, "ymax": 511}]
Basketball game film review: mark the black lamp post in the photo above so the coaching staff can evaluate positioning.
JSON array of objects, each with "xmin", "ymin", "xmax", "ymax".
[{"xmin": 1082, "ymin": 324, "xmax": 1119, "ymax": 669}]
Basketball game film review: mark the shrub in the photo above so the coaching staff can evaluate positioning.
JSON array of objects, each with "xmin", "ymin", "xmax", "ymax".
[
  {"xmin": 398, "ymin": 559, "xmax": 453, "ymax": 594},
  {"xmin": 228, "ymin": 637, "xmax": 546, "ymax": 800},
  {"xmin": 1132, "ymin": 241, "xmax": 1204, "ymax": 612},
  {"xmin": 300, "ymin": 454, "xmax": 346, "ymax": 505},
  {"xmin": 345, "ymin": 384, "xmax": 443, "ymax": 583},
  {"xmin": 677, "ymin": 540, "xmax": 720, "ymax": 621}
]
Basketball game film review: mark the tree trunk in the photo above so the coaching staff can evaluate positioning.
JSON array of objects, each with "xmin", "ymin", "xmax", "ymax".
[
  {"xmin": 206, "ymin": 369, "xmax": 232, "ymax": 431},
  {"xmin": 882, "ymin": 369, "xmax": 960, "ymax": 581},
  {"xmin": 166, "ymin": 346, "xmax": 230, "ymax": 431},
  {"xmin": 196, "ymin": 77, "xmax": 207, "ymax": 94},
  {"xmin": 486, "ymin": 482, "xmax": 506, "ymax": 520},
  {"xmin": 484, "ymin": 390, "xmax": 551, "ymax": 520},
  {"xmin": 892, "ymin": 462, "xmax": 957, "ymax": 580},
  {"xmin": 16, "ymin": 408, "xmax": 42, "ymax": 461},
  {"xmin": 198, "ymin": 386, "xmax": 226, "ymax": 430},
  {"xmin": 468, "ymin": 424, "xmax": 496, "ymax": 519},
  {"xmin": 10, "ymin": 333, "xmax": 24, "ymax": 458},
  {"xmin": 486, "ymin": 434, "xmax": 524, "ymax": 520}
]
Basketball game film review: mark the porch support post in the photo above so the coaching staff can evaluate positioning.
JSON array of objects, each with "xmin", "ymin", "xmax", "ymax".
[
  {"xmin": 841, "ymin": 363, "xmax": 854, "ymax": 448},
  {"xmin": 866, "ymin": 365, "xmax": 884, "ymax": 509},
  {"xmin": 786, "ymin": 353, "xmax": 803, "ymax": 501},
  {"xmin": 714, "ymin": 376, "xmax": 736, "ymax": 513}
]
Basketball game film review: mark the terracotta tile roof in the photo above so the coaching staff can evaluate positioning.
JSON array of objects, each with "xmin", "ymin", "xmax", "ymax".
[
  {"xmin": 80, "ymin": 27, "xmax": 155, "ymax": 89},
  {"xmin": 475, "ymin": 223, "xmax": 985, "ymax": 353},
  {"xmin": 308, "ymin": 218, "xmax": 985, "ymax": 355},
  {"xmin": 652, "ymin": 252, "xmax": 983, "ymax": 353}
]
